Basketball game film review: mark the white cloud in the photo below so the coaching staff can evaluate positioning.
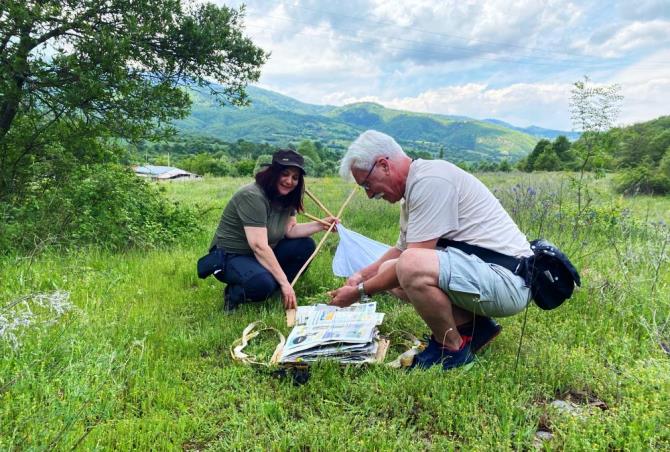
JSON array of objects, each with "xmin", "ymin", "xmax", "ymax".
[
  {"xmin": 574, "ymin": 20, "xmax": 670, "ymax": 57},
  {"xmin": 618, "ymin": 0, "xmax": 670, "ymax": 21},
  {"xmin": 208, "ymin": 0, "xmax": 669, "ymax": 129},
  {"xmin": 233, "ymin": 0, "xmax": 592, "ymax": 67},
  {"xmin": 322, "ymin": 53, "xmax": 670, "ymax": 130},
  {"xmin": 609, "ymin": 50, "xmax": 670, "ymax": 125},
  {"xmin": 332, "ymin": 82, "xmax": 572, "ymax": 129},
  {"xmin": 248, "ymin": 20, "xmax": 381, "ymax": 104}
]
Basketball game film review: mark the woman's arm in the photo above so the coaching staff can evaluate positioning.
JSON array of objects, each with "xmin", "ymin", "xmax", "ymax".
[
  {"xmin": 285, "ymin": 215, "xmax": 338, "ymax": 238},
  {"xmin": 244, "ymin": 226, "xmax": 297, "ymax": 309}
]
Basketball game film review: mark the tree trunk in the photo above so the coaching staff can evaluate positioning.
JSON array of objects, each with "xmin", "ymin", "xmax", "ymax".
[
  {"xmin": 0, "ymin": 94, "xmax": 21, "ymax": 142},
  {"xmin": 0, "ymin": 24, "xmax": 34, "ymax": 142}
]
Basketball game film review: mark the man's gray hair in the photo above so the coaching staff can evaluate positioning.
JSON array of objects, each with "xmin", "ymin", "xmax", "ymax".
[{"xmin": 339, "ymin": 130, "xmax": 407, "ymax": 180}]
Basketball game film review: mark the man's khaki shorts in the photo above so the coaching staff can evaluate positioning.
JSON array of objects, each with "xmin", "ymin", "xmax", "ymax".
[{"xmin": 437, "ymin": 247, "xmax": 531, "ymax": 317}]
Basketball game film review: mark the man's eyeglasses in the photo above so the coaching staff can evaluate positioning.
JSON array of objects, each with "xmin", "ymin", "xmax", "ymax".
[{"xmin": 358, "ymin": 157, "xmax": 386, "ymax": 191}]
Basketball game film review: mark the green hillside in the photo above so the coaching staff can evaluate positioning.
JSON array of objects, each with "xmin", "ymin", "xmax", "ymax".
[
  {"xmin": 484, "ymin": 118, "xmax": 581, "ymax": 141},
  {"xmin": 327, "ymin": 103, "xmax": 538, "ymax": 160},
  {"xmin": 602, "ymin": 115, "xmax": 670, "ymax": 194},
  {"xmin": 175, "ymin": 86, "xmax": 539, "ymax": 162}
]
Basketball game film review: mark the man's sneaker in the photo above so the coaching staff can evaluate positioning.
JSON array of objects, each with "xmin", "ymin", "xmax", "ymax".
[
  {"xmin": 223, "ymin": 285, "xmax": 244, "ymax": 314},
  {"xmin": 458, "ymin": 316, "xmax": 502, "ymax": 353},
  {"xmin": 410, "ymin": 335, "xmax": 474, "ymax": 371}
]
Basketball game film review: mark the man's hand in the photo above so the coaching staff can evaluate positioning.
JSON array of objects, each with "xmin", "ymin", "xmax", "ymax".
[
  {"xmin": 346, "ymin": 271, "xmax": 364, "ymax": 287},
  {"xmin": 280, "ymin": 283, "xmax": 297, "ymax": 310},
  {"xmin": 328, "ymin": 285, "xmax": 359, "ymax": 308}
]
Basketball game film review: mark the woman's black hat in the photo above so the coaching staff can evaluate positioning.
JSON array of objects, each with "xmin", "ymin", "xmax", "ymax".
[{"xmin": 272, "ymin": 149, "xmax": 305, "ymax": 173}]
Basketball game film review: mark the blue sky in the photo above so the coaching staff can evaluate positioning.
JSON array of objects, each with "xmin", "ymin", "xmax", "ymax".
[{"xmin": 217, "ymin": 0, "xmax": 670, "ymax": 130}]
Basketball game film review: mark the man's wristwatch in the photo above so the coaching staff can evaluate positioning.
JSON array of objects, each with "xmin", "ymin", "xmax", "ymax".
[{"xmin": 357, "ymin": 282, "xmax": 366, "ymax": 300}]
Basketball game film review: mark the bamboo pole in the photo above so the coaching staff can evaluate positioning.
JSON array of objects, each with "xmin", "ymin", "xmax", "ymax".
[
  {"xmin": 305, "ymin": 189, "xmax": 335, "ymax": 218},
  {"xmin": 291, "ymin": 188, "xmax": 356, "ymax": 288},
  {"xmin": 286, "ymin": 188, "xmax": 358, "ymax": 326},
  {"xmin": 300, "ymin": 211, "xmax": 330, "ymax": 227},
  {"xmin": 290, "ymin": 221, "xmax": 337, "ymax": 288}
]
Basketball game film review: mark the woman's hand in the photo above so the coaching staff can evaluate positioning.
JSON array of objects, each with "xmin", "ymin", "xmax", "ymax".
[
  {"xmin": 280, "ymin": 282, "xmax": 297, "ymax": 310},
  {"xmin": 319, "ymin": 216, "xmax": 339, "ymax": 232},
  {"xmin": 328, "ymin": 285, "xmax": 359, "ymax": 308}
]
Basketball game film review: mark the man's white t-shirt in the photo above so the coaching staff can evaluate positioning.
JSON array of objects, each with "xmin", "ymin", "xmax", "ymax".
[{"xmin": 396, "ymin": 159, "xmax": 532, "ymax": 258}]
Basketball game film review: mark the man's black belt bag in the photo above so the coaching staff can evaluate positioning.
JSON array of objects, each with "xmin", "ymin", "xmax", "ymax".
[
  {"xmin": 436, "ymin": 238, "xmax": 581, "ymax": 310},
  {"xmin": 197, "ymin": 246, "xmax": 227, "ymax": 279}
]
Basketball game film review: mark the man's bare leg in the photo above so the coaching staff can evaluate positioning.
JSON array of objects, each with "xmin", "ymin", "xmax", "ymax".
[
  {"xmin": 396, "ymin": 248, "xmax": 472, "ymax": 350},
  {"xmin": 378, "ymin": 259, "xmax": 409, "ymax": 301},
  {"xmin": 380, "ymin": 257, "xmax": 476, "ymax": 327}
]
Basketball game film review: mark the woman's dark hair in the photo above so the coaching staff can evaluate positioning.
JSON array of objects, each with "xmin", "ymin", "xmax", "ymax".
[{"xmin": 255, "ymin": 163, "xmax": 305, "ymax": 212}]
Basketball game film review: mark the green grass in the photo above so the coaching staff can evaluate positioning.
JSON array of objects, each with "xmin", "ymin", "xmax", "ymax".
[{"xmin": 2, "ymin": 173, "xmax": 669, "ymax": 450}]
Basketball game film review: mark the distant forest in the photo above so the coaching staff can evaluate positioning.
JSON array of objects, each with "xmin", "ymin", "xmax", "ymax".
[
  {"xmin": 131, "ymin": 114, "xmax": 670, "ymax": 194},
  {"xmin": 517, "ymin": 116, "xmax": 670, "ymax": 194},
  {"xmin": 129, "ymin": 135, "xmax": 514, "ymax": 177}
]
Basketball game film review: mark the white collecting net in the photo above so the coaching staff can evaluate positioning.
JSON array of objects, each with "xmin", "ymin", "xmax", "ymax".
[{"xmin": 332, "ymin": 224, "xmax": 390, "ymax": 277}]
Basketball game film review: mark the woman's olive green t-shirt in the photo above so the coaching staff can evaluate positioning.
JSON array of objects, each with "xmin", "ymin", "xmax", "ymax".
[{"xmin": 210, "ymin": 183, "xmax": 294, "ymax": 254}]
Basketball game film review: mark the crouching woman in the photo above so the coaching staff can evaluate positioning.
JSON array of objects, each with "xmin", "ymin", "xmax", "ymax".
[{"xmin": 210, "ymin": 149, "xmax": 336, "ymax": 312}]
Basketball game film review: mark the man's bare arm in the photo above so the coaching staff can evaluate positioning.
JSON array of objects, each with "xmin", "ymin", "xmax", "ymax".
[{"xmin": 329, "ymin": 238, "xmax": 439, "ymax": 307}]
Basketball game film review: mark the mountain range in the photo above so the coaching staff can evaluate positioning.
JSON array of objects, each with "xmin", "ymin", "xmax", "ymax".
[
  {"xmin": 482, "ymin": 119, "xmax": 581, "ymax": 141},
  {"xmin": 175, "ymin": 86, "xmax": 578, "ymax": 162}
]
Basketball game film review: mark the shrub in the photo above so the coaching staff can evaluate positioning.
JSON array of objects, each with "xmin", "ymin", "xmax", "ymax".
[
  {"xmin": 235, "ymin": 159, "xmax": 256, "ymax": 176},
  {"xmin": 179, "ymin": 153, "xmax": 233, "ymax": 176},
  {"xmin": 0, "ymin": 164, "xmax": 199, "ymax": 254},
  {"xmin": 614, "ymin": 166, "xmax": 670, "ymax": 195}
]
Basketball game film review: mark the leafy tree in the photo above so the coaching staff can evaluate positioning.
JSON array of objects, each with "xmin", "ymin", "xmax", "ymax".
[
  {"xmin": 498, "ymin": 159, "xmax": 511, "ymax": 172},
  {"xmin": 456, "ymin": 161, "xmax": 474, "ymax": 172},
  {"xmin": 552, "ymin": 135, "xmax": 572, "ymax": 163},
  {"xmin": 660, "ymin": 149, "xmax": 670, "ymax": 179},
  {"xmin": 0, "ymin": 0, "xmax": 267, "ymax": 198},
  {"xmin": 407, "ymin": 150, "xmax": 433, "ymax": 160},
  {"xmin": 524, "ymin": 139, "xmax": 552, "ymax": 171},
  {"xmin": 613, "ymin": 124, "xmax": 670, "ymax": 195},
  {"xmin": 563, "ymin": 115, "xmax": 670, "ymax": 194},
  {"xmin": 253, "ymin": 154, "xmax": 272, "ymax": 174},
  {"xmin": 520, "ymin": 136, "xmax": 577, "ymax": 172},
  {"xmin": 297, "ymin": 140, "xmax": 321, "ymax": 163},
  {"xmin": 180, "ymin": 152, "xmax": 231, "ymax": 176},
  {"xmin": 623, "ymin": 129, "xmax": 670, "ymax": 168},
  {"xmin": 229, "ymin": 139, "xmax": 274, "ymax": 160},
  {"xmin": 317, "ymin": 159, "xmax": 339, "ymax": 176},
  {"xmin": 534, "ymin": 148, "xmax": 561, "ymax": 171},
  {"xmin": 313, "ymin": 141, "xmax": 341, "ymax": 163},
  {"xmin": 476, "ymin": 160, "xmax": 498, "ymax": 172},
  {"xmin": 235, "ymin": 159, "xmax": 255, "ymax": 176},
  {"xmin": 302, "ymin": 156, "xmax": 317, "ymax": 176},
  {"xmin": 152, "ymin": 154, "xmax": 171, "ymax": 166}
]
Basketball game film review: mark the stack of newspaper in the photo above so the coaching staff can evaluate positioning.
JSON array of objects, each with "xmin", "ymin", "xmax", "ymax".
[{"xmin": 279, "ymin": 302, "xmax": 384, "ymax": 364}]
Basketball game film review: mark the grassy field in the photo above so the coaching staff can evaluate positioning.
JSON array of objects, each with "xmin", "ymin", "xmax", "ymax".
[{"xmin": 1, "ymin": 172, "xmax": 669, "ymax": 450}]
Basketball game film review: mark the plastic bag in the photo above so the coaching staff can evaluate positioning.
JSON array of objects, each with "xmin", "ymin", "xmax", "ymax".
[{"xmin": 332, "ymin": 224, "xmax": 390, "ymax": 277}]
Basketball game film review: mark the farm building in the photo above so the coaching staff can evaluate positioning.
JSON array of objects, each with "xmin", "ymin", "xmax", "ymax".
[{"xmin": 132, "ymin": 165, "xmax": 201, "ymax": 181}]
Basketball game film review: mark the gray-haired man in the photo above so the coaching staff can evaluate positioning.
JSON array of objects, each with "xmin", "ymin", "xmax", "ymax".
[{"xmin": 328, "ymin": 130, "xmax": 532, "ymax": 370}]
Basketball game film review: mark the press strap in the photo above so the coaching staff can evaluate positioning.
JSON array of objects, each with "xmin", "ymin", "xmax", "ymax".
[
  {"xmin": 436, "ymin": 238, "xmax": 522, "ymax": 273},
  {"xmin": 230, "ymin": 322, "xmax": 286, "ymax": 367}
]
